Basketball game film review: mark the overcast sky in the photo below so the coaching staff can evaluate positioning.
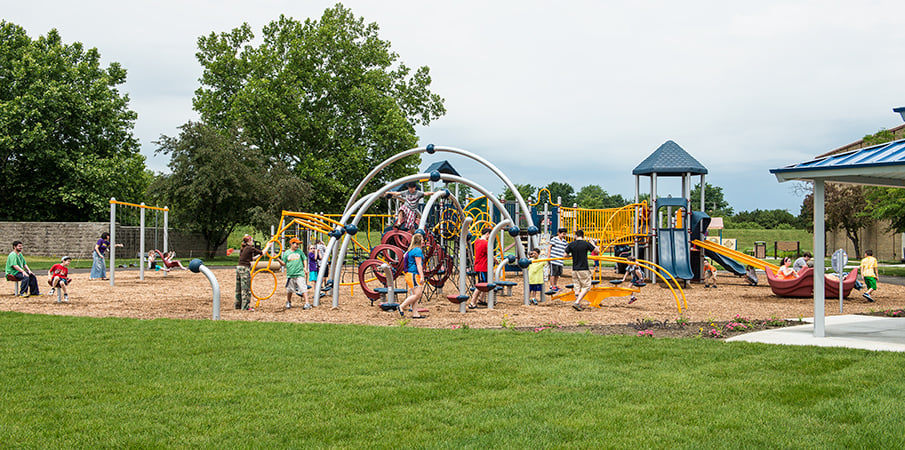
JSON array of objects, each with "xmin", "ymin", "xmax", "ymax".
[{"xmin": 6, "ymin": 0, "xmax": 905, "ymax": 214}]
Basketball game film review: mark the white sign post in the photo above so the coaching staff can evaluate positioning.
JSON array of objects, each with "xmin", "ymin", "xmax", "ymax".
[{"xmin": 831, "ymin": 249, "xmax": 848, "ymax": 313}]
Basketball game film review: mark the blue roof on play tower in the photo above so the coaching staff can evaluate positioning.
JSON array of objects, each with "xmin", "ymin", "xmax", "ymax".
[{"xmin": 632, "ymin": 140, "xmax": 708, "ymax": 176}]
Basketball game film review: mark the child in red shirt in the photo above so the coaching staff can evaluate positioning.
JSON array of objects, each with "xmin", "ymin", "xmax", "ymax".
[{"xmin": 48, "ymin": 256, "xmax": 72, "ymax": 302}]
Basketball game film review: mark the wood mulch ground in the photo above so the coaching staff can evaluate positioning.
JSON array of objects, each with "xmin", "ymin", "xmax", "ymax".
[{"xmin": 2, "ymin": 267, "xmax": 901, "ymax": 339}]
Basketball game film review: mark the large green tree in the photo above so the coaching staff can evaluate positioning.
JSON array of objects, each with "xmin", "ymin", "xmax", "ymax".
[
  {"xmin": 575, "ymin": 185, "xmax": 628, "ymax": 209},
  {"xmin": 150, "ymin": 122, "xmax": 311, "ymax": 257},
  {"xmin": 0, "ymin": 22, "xmax": 148, "ymax": 221},
  {"xmin": 193, "ymin": 4, "xmax": 445, "ymax": 213},
  {"xmin": 802, "ymin": 183, "xmax": 872, "ymax": 256},
  {"xmin": 544, "ymin": 182, "xmax": 575, "ymax": 206},
  {"xmin": 690, "ymin": 183, "xmax": 733, "ymax": 216}
]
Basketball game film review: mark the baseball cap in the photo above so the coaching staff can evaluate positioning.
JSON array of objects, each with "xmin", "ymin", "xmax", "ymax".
[
  {"xmin": 61, "ymin": 256, "xmax": 71, "ymax": 261},
  {"xmin": 290, "ymin": 238, "xmax": 302, "ymax": 244}
]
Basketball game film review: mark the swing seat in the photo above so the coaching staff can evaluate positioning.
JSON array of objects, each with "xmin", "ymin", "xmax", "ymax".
[{"xmin": 475, "ymin": 282, "xmax": 496, "ymax": 293}]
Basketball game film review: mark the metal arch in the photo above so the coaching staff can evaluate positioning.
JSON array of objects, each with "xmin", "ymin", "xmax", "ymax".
[
  {"xmin": 330, "ymin": 172, "xmax": 532, "ymax": 307},
  {"xmin": 342, "ymin": 146, "xmax": 537, "ymax": 233}
]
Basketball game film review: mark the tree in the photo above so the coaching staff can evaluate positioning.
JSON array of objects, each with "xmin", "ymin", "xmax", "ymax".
[
  {"xmin": 149, "ymin": 122, "xmax": 310, "ymax": 257},
  {"xmin": 802, "ymin": 183, "xmax": 872, "ymax": 257},
  {"xmin": 456, "ymin": 184, "xmax": 473, "ymax": 205},
  {"xmin": 544, "ymin": 182, "xmax": 575, "ymax": 206},
  {"xmin": 0, "ymin": 22, "xmax": 148, "ymax": 221},
  {"xmin": 193, "ymin": 5, "xmax": 446, "ymax": 214},
  {"xmin": 690, "ymin": 183, "xmax": 733, "ymax": 216},
  {"xmin": 575, "ymin": 185, "xmax": 628, "ymax": 209},
  {"xmin": 499, "ymin": 184, "xmax": 536, "ymax": 202},
  {"xmin": 730, "ymin": 209, "xmax": 802, "ymax": 229}
]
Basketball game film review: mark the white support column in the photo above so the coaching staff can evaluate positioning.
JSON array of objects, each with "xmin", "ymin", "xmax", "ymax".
[{"xmin": 813, "ymin": 179, "xmax": 826, "ymax": 338}]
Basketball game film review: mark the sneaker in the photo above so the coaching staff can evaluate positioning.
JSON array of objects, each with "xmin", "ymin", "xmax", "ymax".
[
  {"xmin": 628, "ymin": 296, "xmax": 637, "ymax": 304},
  {"xmin": 48, "ymin": 288, "xmax": 55, "ymax": 296},
  {"xmin": 863, "ymin": 293, "xmax": 874, "ymax": 302},
  {"xmin": 303, "ymin": 303, "xmax": 312, "ymax": 310},
  {"xmin": 530, "ymin": 298, "xmax": 538, "ymax": 305},
  {"xmin": 63, "ymin": 295, "xmax": 69, "ymax": 303},
  {"xmin": 285, "ymin": 301, "xmax": 292, "ymax": 309},
  {"xmin": 19, "ymin": 293, "xmax": 29, "ymax": 298}
]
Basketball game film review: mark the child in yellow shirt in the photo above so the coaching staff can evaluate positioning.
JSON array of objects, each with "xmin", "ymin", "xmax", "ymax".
[{"xmin": 860, "ymin": 249, "xmax": 878, "ymax": 302}]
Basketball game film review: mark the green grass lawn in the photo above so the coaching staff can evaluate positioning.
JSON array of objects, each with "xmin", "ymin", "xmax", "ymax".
[{"xmin": 1, "ymin": 312, "xmax": 903, "ymax": 447}]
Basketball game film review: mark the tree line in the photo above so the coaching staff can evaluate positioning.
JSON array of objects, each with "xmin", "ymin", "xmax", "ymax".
[{"xmin": 3, "ymin": 6, "xmax": 903, "ymax": 258}]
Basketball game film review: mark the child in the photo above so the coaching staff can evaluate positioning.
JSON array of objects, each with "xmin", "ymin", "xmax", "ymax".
[
  {"xmin": 308, "ymin": 244, "xmax": 319, "ymax": 285},
  {"xmin": 47, "ymin": 256, "xmax": 72, "ymax": 302},
  {"xmin": 777, "ymin": 257, "xmax": 797, "ymax": 280},
  {"xmin": 163, "ymin": 251, "xmax": 188, "ymax": 270},
  {"xmin": 621, "ymin": 255, "xmax": 644, "ymax": 304},
  {"xmin": 527, "ymin": 249, "xmax": 545, "ymax": 305},
  {"xmin": 860, "ymin": 249, "xmax": 878, "ymax": 302},
  {"xmin": 744, "ymin": 265, "xmax": 759, "ymax": 286},
  {"xmin": 703, "ymin": 258, "xmax": 717, "ymax": 288},
  {"xmin": 148, "ymin": 250, "xmax": 166, "ymax": 272},
  {"xmin": 280, "ymin": 238, "xmax": 311, "ymax": 310}
]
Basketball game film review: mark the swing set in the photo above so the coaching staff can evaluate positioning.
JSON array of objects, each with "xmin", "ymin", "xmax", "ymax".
[{"xmin": 107, "ymin": 198, "xmax": 169, "ymax": 286}]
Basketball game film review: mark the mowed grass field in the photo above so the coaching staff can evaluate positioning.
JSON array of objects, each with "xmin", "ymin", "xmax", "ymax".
[{"xmin": 2, "ymin": 312, "xmax": 904, "ymax": 447}]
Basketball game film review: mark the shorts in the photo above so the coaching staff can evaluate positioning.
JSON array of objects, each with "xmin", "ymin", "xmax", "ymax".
[
  {"xmin": 309, "ymin": 271, "xmax": 318, "ymax": 282},
  {"xmin": 286, "ymin": 277, "xmax": 309, "ymax": 295},
  {"xmin": 476, "ymin": 271, "xmax": 487, "ymax": 283},
  {"xmin": 574, "ymin": 270, "xmax": 592, "ymax": 292},
  {"xmin": 865, "ymin": 276, "xmax": 877, "ymax": 290},
  {"xmin": 49, "ymin": 276, "xmax": 69, "ymax": 286},
  {"xmin": 529, "ymin": 283, "xmax": 542, "ymax": 293},
  {"xmin": 405, "ymin": 272, "xmax": 422, "ymax": 289},
  {"xmin": 551, "ymin": 265, "xmax": 563, "ymax": 277}
]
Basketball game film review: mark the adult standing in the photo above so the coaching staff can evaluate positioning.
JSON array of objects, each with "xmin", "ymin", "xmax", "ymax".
[
  {"xmin": 565, "ymin": 230, "xmax": 599, "ymax": 311},
  {"xmin": 466, "ymin": 227, "xmax": 492, "ymax": 309},
  {"xmin": 5, "ymin": 241, "xmax": 39, "ymax": 297},
  {"xmin": 90, "ymin": 232, "xmax": 122, "ymax": 280},
  {"xmin": 236, "ymin": 235, "xmax": 263, "ymax": 310},
  {"xmin": 547, "ymin": 228, "xmax": 568, "ymax": 291}
]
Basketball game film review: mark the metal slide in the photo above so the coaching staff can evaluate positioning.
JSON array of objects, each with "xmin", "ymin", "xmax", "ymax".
[
  {"xmin": 657, "ymin": 228, "xmax": 695, "ymax": 280},
  {"xmin": 691, "ymin": 239, "xmax": 780, "ymax": 274}
]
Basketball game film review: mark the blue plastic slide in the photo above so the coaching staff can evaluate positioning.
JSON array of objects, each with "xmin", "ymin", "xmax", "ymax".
[
  {"xmin": 657, "ymin": 228, "xmax": 695, "ymax": 280},
  {"xmin": 704, "ymin": 249, "xmax": 746, "ymax": 276}
]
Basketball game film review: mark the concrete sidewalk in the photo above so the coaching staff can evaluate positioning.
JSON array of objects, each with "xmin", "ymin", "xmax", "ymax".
[{"xmin": 726, "ymin": 315, "xmax": 905, "ymax": 352}]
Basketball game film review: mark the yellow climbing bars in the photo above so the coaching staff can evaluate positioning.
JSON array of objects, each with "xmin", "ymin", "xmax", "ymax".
[{"xmin": 557, "ymin": 202, "xmax": 649, "ymax": 250}]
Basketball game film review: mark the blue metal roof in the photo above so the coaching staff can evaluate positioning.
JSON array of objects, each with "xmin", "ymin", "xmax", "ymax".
[
  {"xmin": 424, "ymin": 160, "xmax": 460, "ymax": 177},
  {"xmin": 771, "ymin": 138, "xmax": 905, "ymax": 187},
  {"xmin": 632, "ymin": 140, "xmax": 708, "ymax": 176}
]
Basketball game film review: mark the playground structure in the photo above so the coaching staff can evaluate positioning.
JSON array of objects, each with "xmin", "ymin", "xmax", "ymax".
[
  {"xmin": 238, "ymin": 145, "xmax": 690, "ymax": 314},
  {"xmin": 247, "ymin": 140, "xmax": 850, "ymax": 313}
]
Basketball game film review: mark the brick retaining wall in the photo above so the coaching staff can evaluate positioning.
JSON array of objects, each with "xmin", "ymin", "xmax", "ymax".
[{"xmin": 0, "ymin": 222, "xmax": 209, "ymax": 259}]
